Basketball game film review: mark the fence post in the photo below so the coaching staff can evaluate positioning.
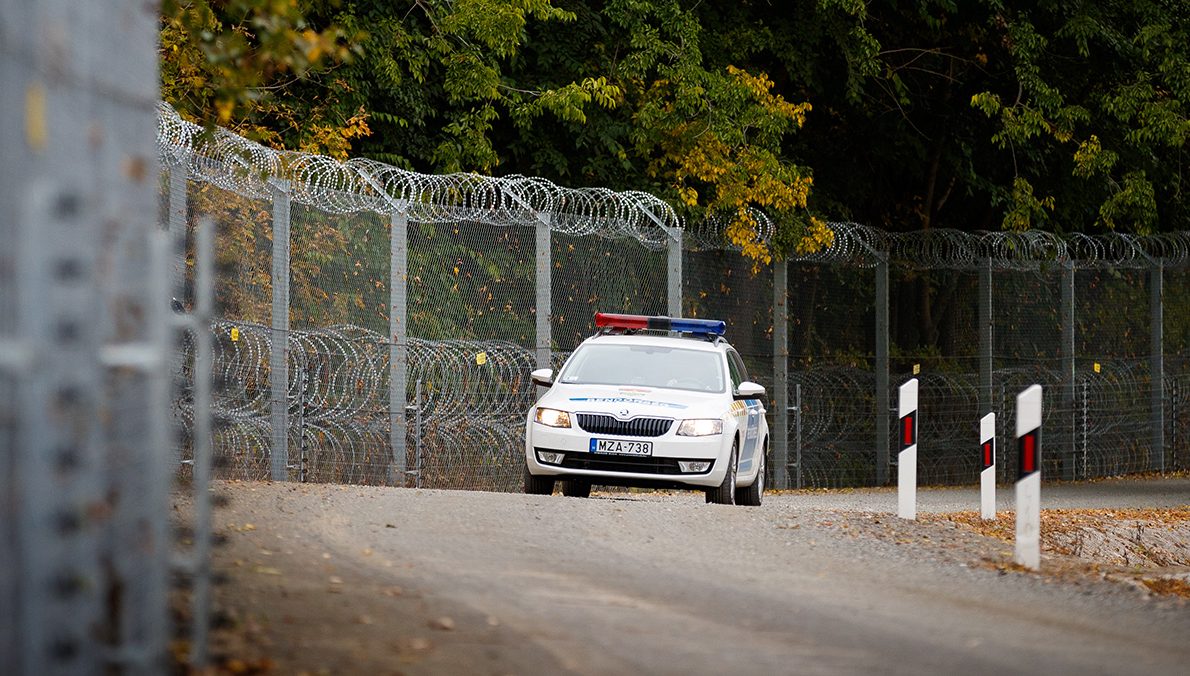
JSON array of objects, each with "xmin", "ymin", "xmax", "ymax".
[
  {"xmin": 979, "ymin": 258, "xmax": 993, "ymax": 416},
  {"xmin": 190, "ymin": 218, "xmax": 216, "ymax": 668},
  {"xmin": 1061, "ymin": 263, "xmax": 1076, "ymax": 481},
  {"xmin": 535, "ymin": 213, "xmax": 552, "ymax": 370},
  {"xmin": 795, "ymin": 384, "xmax": 803, "ymax": 489},
  {"xmin": 389, "ymin": 207, "xmax": 409, "ymax": 485},
  {"xmin": 167, "ymin": 161, "xmax": 190, "ymax": 475},
  {"xmin": 1151, "ymin": 260, "xmax": 1165, "ymax": 472},
  {"xmin": 875, "ymin": 254, "xmax": 890, "ymax": 485},
  {"xmin": 269, "ymin": 178, "xmax": 292, "ymax": 482},
  {"xmin": 168, "ymin": 161, "xmax": 189, "ymax": 302},
  {"xmin": 773, "ymin": 259, "xmax": 789, "ymax": 489},
  {"xmin": 13, "ymin": 181, "xmax": 107, "ymax": 674},
  {"xmin": 667, "ymin": 226, "xmax": 683, "ymax": 318}
]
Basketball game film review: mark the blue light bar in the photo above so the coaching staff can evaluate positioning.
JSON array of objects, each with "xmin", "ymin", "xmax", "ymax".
[{"xmin": 670, "ymin": 317, "xmax": 726, "ymax": 335}]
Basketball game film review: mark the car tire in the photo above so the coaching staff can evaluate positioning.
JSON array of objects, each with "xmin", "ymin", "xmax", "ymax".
[
  {"xmin": 524, "ymin": 467, "xmax": 555, "ymax": 495},
  {"xmin": 706, "ymin": 442, "xmax": 737, "ymax": 505},
  {"xmin": 562, "ymin": 479, "xmax": 592, "ymax": 498},
  {"xmin": 736, "ymin": 440, "xmax": 764, "ymax": 507}
]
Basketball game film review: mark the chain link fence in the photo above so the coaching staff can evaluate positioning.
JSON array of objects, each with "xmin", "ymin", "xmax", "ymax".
[
  {"xmin": 159, "ymin": 104, "xmax": 1190, "ymax": 495},
  {"xmin": 778, "ymin": 228, "xmax": 1190, "ymax": 488}
]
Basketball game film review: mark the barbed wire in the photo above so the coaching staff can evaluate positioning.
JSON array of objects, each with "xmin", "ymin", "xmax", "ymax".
[
  {"xmin": 157, "ymin": 103, "xmax": 676, "ymax": 249},
  {"xmin": 158, "ymin": 102, "xmax": 1190, "ymax": 269},
  {"xmin": 787, "ymin": 222, "xmax": 1190, "ymax": 270},
  {"xmin": 177, "ymin": 322, "xmax": 534, "ymax": 484}
]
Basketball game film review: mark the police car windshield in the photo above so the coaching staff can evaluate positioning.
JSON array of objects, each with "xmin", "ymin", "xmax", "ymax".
[{"xmin": 558, "ymin": 344, "xmax": 726, "ymax": 393}]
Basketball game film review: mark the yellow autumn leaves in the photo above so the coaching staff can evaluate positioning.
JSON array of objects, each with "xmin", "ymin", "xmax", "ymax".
[{"xmin": 668, "ymin": 65, "xmax": 831, "ymax": 262}]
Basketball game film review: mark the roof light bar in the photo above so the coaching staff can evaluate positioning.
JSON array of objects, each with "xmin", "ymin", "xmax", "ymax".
[{"xmin": 594, "ymin": 312, "xmax": 726, "ymax": 336}]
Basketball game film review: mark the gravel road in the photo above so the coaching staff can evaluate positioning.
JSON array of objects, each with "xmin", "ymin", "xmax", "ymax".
[{"xmin": 201, "ymin": 478, "xmax": 1190, "ymax": 675}]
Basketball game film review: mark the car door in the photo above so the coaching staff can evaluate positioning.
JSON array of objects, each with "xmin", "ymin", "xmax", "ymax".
[{"xmin": 727, "ymin": 349, "xmax": 762, "ymax": 475}]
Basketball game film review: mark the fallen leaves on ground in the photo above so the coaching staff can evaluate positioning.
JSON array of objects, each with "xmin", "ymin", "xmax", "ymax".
[{"xmin": 919, "ymin": 506, "xmax": 1190, "ymax": 598}]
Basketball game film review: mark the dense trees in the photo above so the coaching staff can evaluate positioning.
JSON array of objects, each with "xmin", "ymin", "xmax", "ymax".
[{"xmin": 161, "ymin": 1, "xmax": 1190, "ymax": 251}]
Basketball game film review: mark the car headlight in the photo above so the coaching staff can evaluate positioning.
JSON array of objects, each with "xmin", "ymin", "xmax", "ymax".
[
  {"xmin": 676, "ymin": 418, "xmax": 722, "ymax": 436},
  {"xmin": 535, "ymin": 407, "xmax": 571, "ymax": 428}
]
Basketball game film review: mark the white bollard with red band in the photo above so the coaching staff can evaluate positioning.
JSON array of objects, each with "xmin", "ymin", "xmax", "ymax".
[
  {"xmin": 1014, "ymin": 385, "xmax": 1042, "ymax": 570},
  {"xmin": 897, "ymin": 378, "xmax": 918, "ymax": 520},
  {"xmin": 980, "ymin": 412, "xmax": 996, "ymax": 520}
]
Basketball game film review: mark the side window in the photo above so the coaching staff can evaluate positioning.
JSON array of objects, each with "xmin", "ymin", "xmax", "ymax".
[{"xmin": 726, "ymin": 350, "xmax": 748, "ymax": 389}]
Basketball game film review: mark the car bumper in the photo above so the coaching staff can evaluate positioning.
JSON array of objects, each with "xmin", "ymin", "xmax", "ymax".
[{"xmin": 525, "ymin": 423, "xmax": 731, "ymax": 488}]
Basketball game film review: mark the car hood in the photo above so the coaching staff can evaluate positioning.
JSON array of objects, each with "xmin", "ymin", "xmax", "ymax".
[{"xmin": 539, "ymin": 383, "xmax": 727, "ymax": 419}]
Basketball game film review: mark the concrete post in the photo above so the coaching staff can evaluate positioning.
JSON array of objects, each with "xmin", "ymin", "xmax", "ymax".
[
  {"xmin": 390, "ymin": 208, "xmax": 409, "ymax": 484},
  {"xmin": 1151, "ymin": 262, "xmax": 1165, "ymax": 472},
  {"xmin": 773, "ymin": 259, "xmax": 789, "ymax": 489},
  {"xmin": 979, "ymin": 259, "xmax": 993, "ymax": 416},
  {"xmin": 269, "ymin": 179, "xmax": 291, "ymax": 481},
  {"xmin": 668, "ymin": 226, "xmax": 683, "ymax": 318},
  {"xmin": 535, "ymin": 214, "xmax": 552, "ymax": 370},
  {"xmin": 168, "ymin": 161, "xmax": 189, "ymax": 302},
  {"xmin": 875, "ymin": 255, "xmax": 890, "ymax": 485},
  {"xmin": 1061, "ymin": 264, "xmax": 1076, "ymax": 481}
]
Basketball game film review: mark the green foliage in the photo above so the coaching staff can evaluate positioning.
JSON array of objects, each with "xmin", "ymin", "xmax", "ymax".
[
  {"xmin": 162, "ymin": 0, "xmax": 1190, "ymax": 352},
  {"xmin": 160, "ymin": 0, "xmax": 362, "ymax": 154},
  {"xmin": 962, "ymin": 2, "xmax": 1190, "ymax": 233}
]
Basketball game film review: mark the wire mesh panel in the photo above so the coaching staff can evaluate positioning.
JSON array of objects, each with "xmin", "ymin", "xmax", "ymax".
[
  {"xmin": 411, "ymin": 339, "xmax": 537, "ymax": 491},
  {"xmin": 284, "ymin": 206, "xmax": 393, "ymax": 482},
  {"xmin": 1073, "ymin": 268, "xmax": 1152, "ymax": 478},
  {"xmin": 684, "ymin": 249, "xmax": 774, "ymax": 385},
  {"xmin": 914, "ymin": 371, "xmax": 982, "ymax": 485},
  {"xmin": 407, "ymin": 220, "xmax": 537, "ymax": 342},
  {"xmin": 289, "ymin": 206, "xmax": 392, "ymax": 333},
  {"xmin": 781, "ymin": 262, "xmax": 878, "ymax": 487},
  {"xmin": 992, "ymin": 268, "xmax": 1064, "ymax": 368},
  {"xmin": 552, "ymin": 232, "xmax": 668, "ymax": 352},
  {"xmin": 888, "ymin": 269, "xmax": 981, "ymax": 485},
  {"xmin": 404, "ymin": 220, "xmax": 537, "ymax": 488},
  {"xmin": 187, "ymin": 183, "xmax": 273, "ymax": 324},
  {"xmin": 1166, "ymin": 268, "xmax": 1190, "ymax": 472},
  {"xmin": 1076, "ymin": 268, "xmax": 1149, "ymax": 360},
  {"xmin": 176, "ymin": 183, "xmax": 276, "ymax": 481}
]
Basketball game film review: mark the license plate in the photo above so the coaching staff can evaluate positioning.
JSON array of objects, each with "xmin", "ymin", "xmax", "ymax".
[{"xmin": 589, "ymin": 438, "xmax": 653, "ymax": 456}]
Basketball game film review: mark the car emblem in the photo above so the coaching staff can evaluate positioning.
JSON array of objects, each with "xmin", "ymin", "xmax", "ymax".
[{"xmin": 617, "ymin": 408, "xmax": 631, "ymax": 419}]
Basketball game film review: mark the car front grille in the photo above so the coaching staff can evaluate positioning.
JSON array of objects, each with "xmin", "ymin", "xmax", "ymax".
[
  {"xmin": 557, "ymin": 452, "xmax": 685, "ymax": 475},
  {"xmin": 576, "ymin": 413, "xmax": 673, "ymax": 437}
]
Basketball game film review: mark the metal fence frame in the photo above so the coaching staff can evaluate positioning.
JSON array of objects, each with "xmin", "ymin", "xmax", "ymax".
[{"xmin": 158, "ymin": 104, "xmax": 1190, "ymax": 493}]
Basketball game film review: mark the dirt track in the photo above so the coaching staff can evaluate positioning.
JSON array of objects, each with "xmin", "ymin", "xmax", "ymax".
[{"xmin": 191, "ymin": 478, "xmax": 1190, "ymax": 675}]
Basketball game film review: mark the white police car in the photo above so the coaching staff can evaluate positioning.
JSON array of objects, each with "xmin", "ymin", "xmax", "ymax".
[{"xmin": 524, "ymin": 313, "xmax": 769, "ymax": 505}]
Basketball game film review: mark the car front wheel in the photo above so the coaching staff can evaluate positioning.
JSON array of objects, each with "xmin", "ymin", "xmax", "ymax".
[
  {"xmin": 524, "ymin": 467, "xmax": 555, "ymax": 495},
  {"xmin": 706, "ymin": 442, "xmax": 737, "ymax": 505},
  {"xmin": 562, "ymin": 479, "xmax": 592, "ymax": 498},
  {"xmin": 735, "ymin": 441, "xmax": 764, "ymax": 507}
]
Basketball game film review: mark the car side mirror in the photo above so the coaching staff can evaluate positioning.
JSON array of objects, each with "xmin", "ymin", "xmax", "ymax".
[
  {"xmin": 734, "ymin": 381, "xmax": 765, "ymax": 400},
  {"xmin": 531, "ymin": 368, "xmax": 554, "ymax": 387}
]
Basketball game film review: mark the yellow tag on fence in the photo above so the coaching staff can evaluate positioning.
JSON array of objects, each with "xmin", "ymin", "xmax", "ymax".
[
  {"xmin": 230, "ymin": 327, "xmax": 240, "ymax": 342},
  {"xmin": 1093, "ymin": 362, "xmax": 1101, "ymax": 373},
  {"xmin": 912, "ymin": 363, "xmax": 920, "ymax": 375},
  {"xmin": 476, "ymin": 352, "xmax": 487, "ymax": 365}
]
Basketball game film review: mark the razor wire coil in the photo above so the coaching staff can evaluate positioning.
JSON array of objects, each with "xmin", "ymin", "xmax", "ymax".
[{"xmin": 157, "ymin": 103, "xmax": 676, "ymax": 249}]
